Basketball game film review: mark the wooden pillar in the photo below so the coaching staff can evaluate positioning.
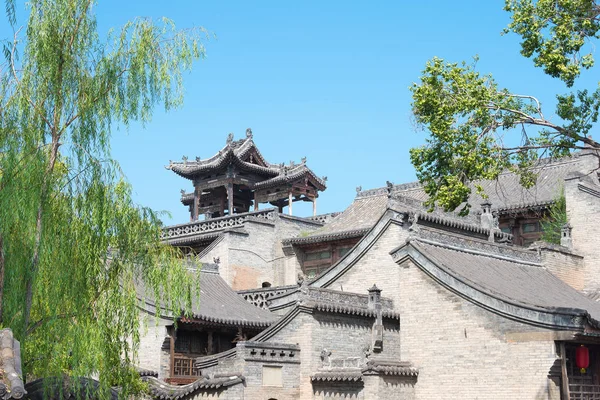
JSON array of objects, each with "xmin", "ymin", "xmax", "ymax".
[
  {"xmin": 227, "ymin": 183, "xmax": 234, "ymax": 215},
  {"xmin": 192, "ymin": 186, "xmax": 200, "ymax": 221},
  {"xmin": 560, "ymin": 342, "xmax": 570, "ymax": 400},
  {"xmin": 254, "ymin": 192, "xmax": 259, "ymax": 211},
  {"xmin": 312, "ymin": 197, "xmax": 317, "ymax": 216},
  {"xmin": 207, "ymin": 332, "xmax": 214, "ymax": 355},
  {"xmin": 169, "ymin": 328, "xmax": 175, "ymax": 379},
  {"xmin": 219, "ymin": 194, "xmax": 225, "ymax": 217},
  {"xmin": 288, "ymin": 191, "xmax": 293, "ymax": 216}
]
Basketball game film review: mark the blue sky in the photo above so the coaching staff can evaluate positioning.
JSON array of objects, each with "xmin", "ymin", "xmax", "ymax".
[{"xmin": 8, "ymin": 1, "xmax": 596, "ymax": 223}]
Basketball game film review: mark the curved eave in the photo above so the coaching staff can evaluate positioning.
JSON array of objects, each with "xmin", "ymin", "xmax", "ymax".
[
  {"xmin": 182, "ymin": 315, "xmax": 277, "ymax": 329},
  {"xmin": 391, "ymin": 243, "xmax": 594, "ymax": 330},
  {"xmin": 145, "ymin": 376, "xmax": 245, "ymax": 400},
  {"xmin": 283, "ymin": 228, "xmax": 370, "ymax": 246},
  {"xmin": 168, "ymin": 150, "xmax": 280, "ymax": 180},
  {"xmin": 254, "ymin": 166, "xmax": 327, "ymax": 191}
]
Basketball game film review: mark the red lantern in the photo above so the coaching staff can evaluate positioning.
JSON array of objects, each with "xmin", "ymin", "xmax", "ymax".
[{"xmin": 576, "ymin": 345, "xmax": 590, "ymax": 374}]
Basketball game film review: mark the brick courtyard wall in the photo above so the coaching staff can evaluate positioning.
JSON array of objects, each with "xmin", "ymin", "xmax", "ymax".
[
  {"xmin": 565, "ymin": 165, "xmax": 600, "ymax": 292},
  {"xmin": 538, "ymin": 245, "xmax": 585, "ymax": 291},
  {"xmin": 262, "ymin": 309, "xmax": 401, "ymax": 399},
  {"xmin": 198, "ymin": 215, "xmax": 321, "ymax": 290},
  {"xmin": 136, "ymin": 313, "xmax": 171, "ymax": 379},
  {"xmin": 398, "ymin": 258, "xmax": 562, "ymax": 400}
]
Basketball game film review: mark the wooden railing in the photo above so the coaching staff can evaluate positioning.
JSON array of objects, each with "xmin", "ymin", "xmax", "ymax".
[
  {"xmin": 168, "ymin": 356, "xmax": 201, "ymax": 385},
  {"xmin": 570, "ymin": 378, "xmax": 600, "ymax": 399}
]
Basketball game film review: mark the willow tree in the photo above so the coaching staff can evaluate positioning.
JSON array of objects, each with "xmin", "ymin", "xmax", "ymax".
[
  {"xmin": 410, "ymin": 0, "xmax": 600, "ymax": 215},
  {"xmin": 0, "ymin": 0, "xmax": 204, "ymax": 396}
]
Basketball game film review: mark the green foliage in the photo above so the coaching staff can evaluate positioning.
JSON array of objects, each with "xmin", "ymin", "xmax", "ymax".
[
  {"xmin": 540, "ymin": 189, "xmax": 568, "ymax": 244},
  {"xmin": 411, "ymin": 1, "xmax": 600, "ymax": 214},
  {"xmin": 505, "ymin": 0, "xmax": 600, "ymax": 87},
  {"xmin": 0, "ymin": 0, "xmax": 206, "ymax": 397}
]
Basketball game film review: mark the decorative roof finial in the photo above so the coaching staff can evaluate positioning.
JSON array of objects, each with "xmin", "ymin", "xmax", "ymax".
[
  {"xmin": 182, "ymin": 155, "xmax": 188, "ymax": 165},
  {"xmin": 290, "ymin": 160, "xmax": 295, "ymax": 167},
  {"xmin": 246, "ymin": 128, "xmax": 253, "ymax": 138},
  {"xmin": 322, "ymin": 176, "xmax": 328, "ymax": 182},
  {"xmin": 386, "ymin": 181, "xmax": 394, "ymax": 198},
  {"xmin": 180, "ymin": 189, "xmax": 185, "ymax": 196},
  {"xmin": 356, "ymin": 186, "xmax": 362, "ymax": 195},
  {"xmin": 301, "ymin": 156, "xmax": 307, "ymax": 164},
  {"xmin": 226, "ymin": 132, "xmax": 234, "ymax": 145},
  {"xmin": 196, "ymin": 156, "xmax": 201, "ymax": 162}
]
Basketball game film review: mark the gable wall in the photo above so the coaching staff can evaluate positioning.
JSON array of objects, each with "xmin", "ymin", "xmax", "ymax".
[
  {"xmin": 323, "ymin": 222, "xmax": 407, "ymax": 307},
  {"xmin": 399, "ymin": 258, "xmax": 562, "ymax": 400}
]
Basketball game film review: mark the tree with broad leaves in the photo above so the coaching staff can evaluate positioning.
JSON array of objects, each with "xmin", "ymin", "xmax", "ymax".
[
  {"xmin": 1, "ymin": 0, "xmax": 205, "ymax": 397},
  {"xmin": 411, "ymin": 0, "xmax": 600, "ymax": 215}
]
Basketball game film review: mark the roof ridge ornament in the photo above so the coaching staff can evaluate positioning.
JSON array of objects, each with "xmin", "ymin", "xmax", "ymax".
[
  {"xmin": 246, "ymin": 128, "xmax": 253, "ymax": 138},
  {"xmin": 386, "ymin": 181, "xmax": 394, "ymax": 198},
  {"xmin": 226, "ymin": 132, "xmax": 234, "ymax": 145},
  {"xmin": 301, "ymin": 156, "xmax": 307, "ymax": 164}
]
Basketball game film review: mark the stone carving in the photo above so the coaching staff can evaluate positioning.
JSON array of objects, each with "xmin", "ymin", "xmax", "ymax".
[
  {"xmin": 240, "ymin": 286, "xmax": 295, "ymax": 309},
  {"xmin": 320, "ymin": 349, "xmax": 332, "ymax": 367},
  {"xmin": 408, "ymin": 212, "xmax": 420, "ymax": 232}
]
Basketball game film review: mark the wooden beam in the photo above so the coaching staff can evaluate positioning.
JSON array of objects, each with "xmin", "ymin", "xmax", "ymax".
[
  {"xmin": 254, "ymin": 191, "xmax": 259, "ymax": 211},
  {"xmin": 560, "ymin": 342, "xmax": 570, "ymax": 400}
]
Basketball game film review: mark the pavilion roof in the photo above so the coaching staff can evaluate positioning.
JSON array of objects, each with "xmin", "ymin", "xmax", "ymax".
[{"xmin": 166, "ymin": 130, "xmax": 326, "ymax": 191}]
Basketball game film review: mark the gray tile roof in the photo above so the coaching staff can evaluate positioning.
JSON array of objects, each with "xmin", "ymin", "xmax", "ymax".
[
  {"xmin": 144, "ymin": 375, "xmax": 244, "ymax": 400},
  {"xmin": 0, "ymin": 329, "xmax": 25, "ymax": 399},
  {"xmin": 288, "ymin": 193, "xmax": 388, "ymax": 244},
  {"xmin": 361, "ymin": 153, "xmax": 598, "ymax": 213},
  {"xmin": 140, "ymin": 264, "xmax": 278, "ymax": 329},
  {"xmin": 362, "ymin": 359, "xmax": 419, "ymax": 377},
  {"xmin": 311, "ymin": 370, "xmax": 363, "ymax": 382},
  {"xmin": 409, "ymin": 237, "xmax": 600, "ymax": 324},
  {"xmin": 24, "ymin": 377, "xmax": 118, "ymax": 400}
]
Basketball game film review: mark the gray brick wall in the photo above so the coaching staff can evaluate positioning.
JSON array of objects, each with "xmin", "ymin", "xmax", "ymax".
[
  {"xmin": 565, "ymin": 171, "xmax": 600, "ymax": 292},
  {"xmin": 399, "ymin": 258, "xmax": 560, "ymax": 400}
]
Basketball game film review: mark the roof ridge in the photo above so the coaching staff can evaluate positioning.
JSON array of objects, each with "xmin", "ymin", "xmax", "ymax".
[{"xmin": 409, "ymin": 228, "xmax": 541, "ymax": 266}]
